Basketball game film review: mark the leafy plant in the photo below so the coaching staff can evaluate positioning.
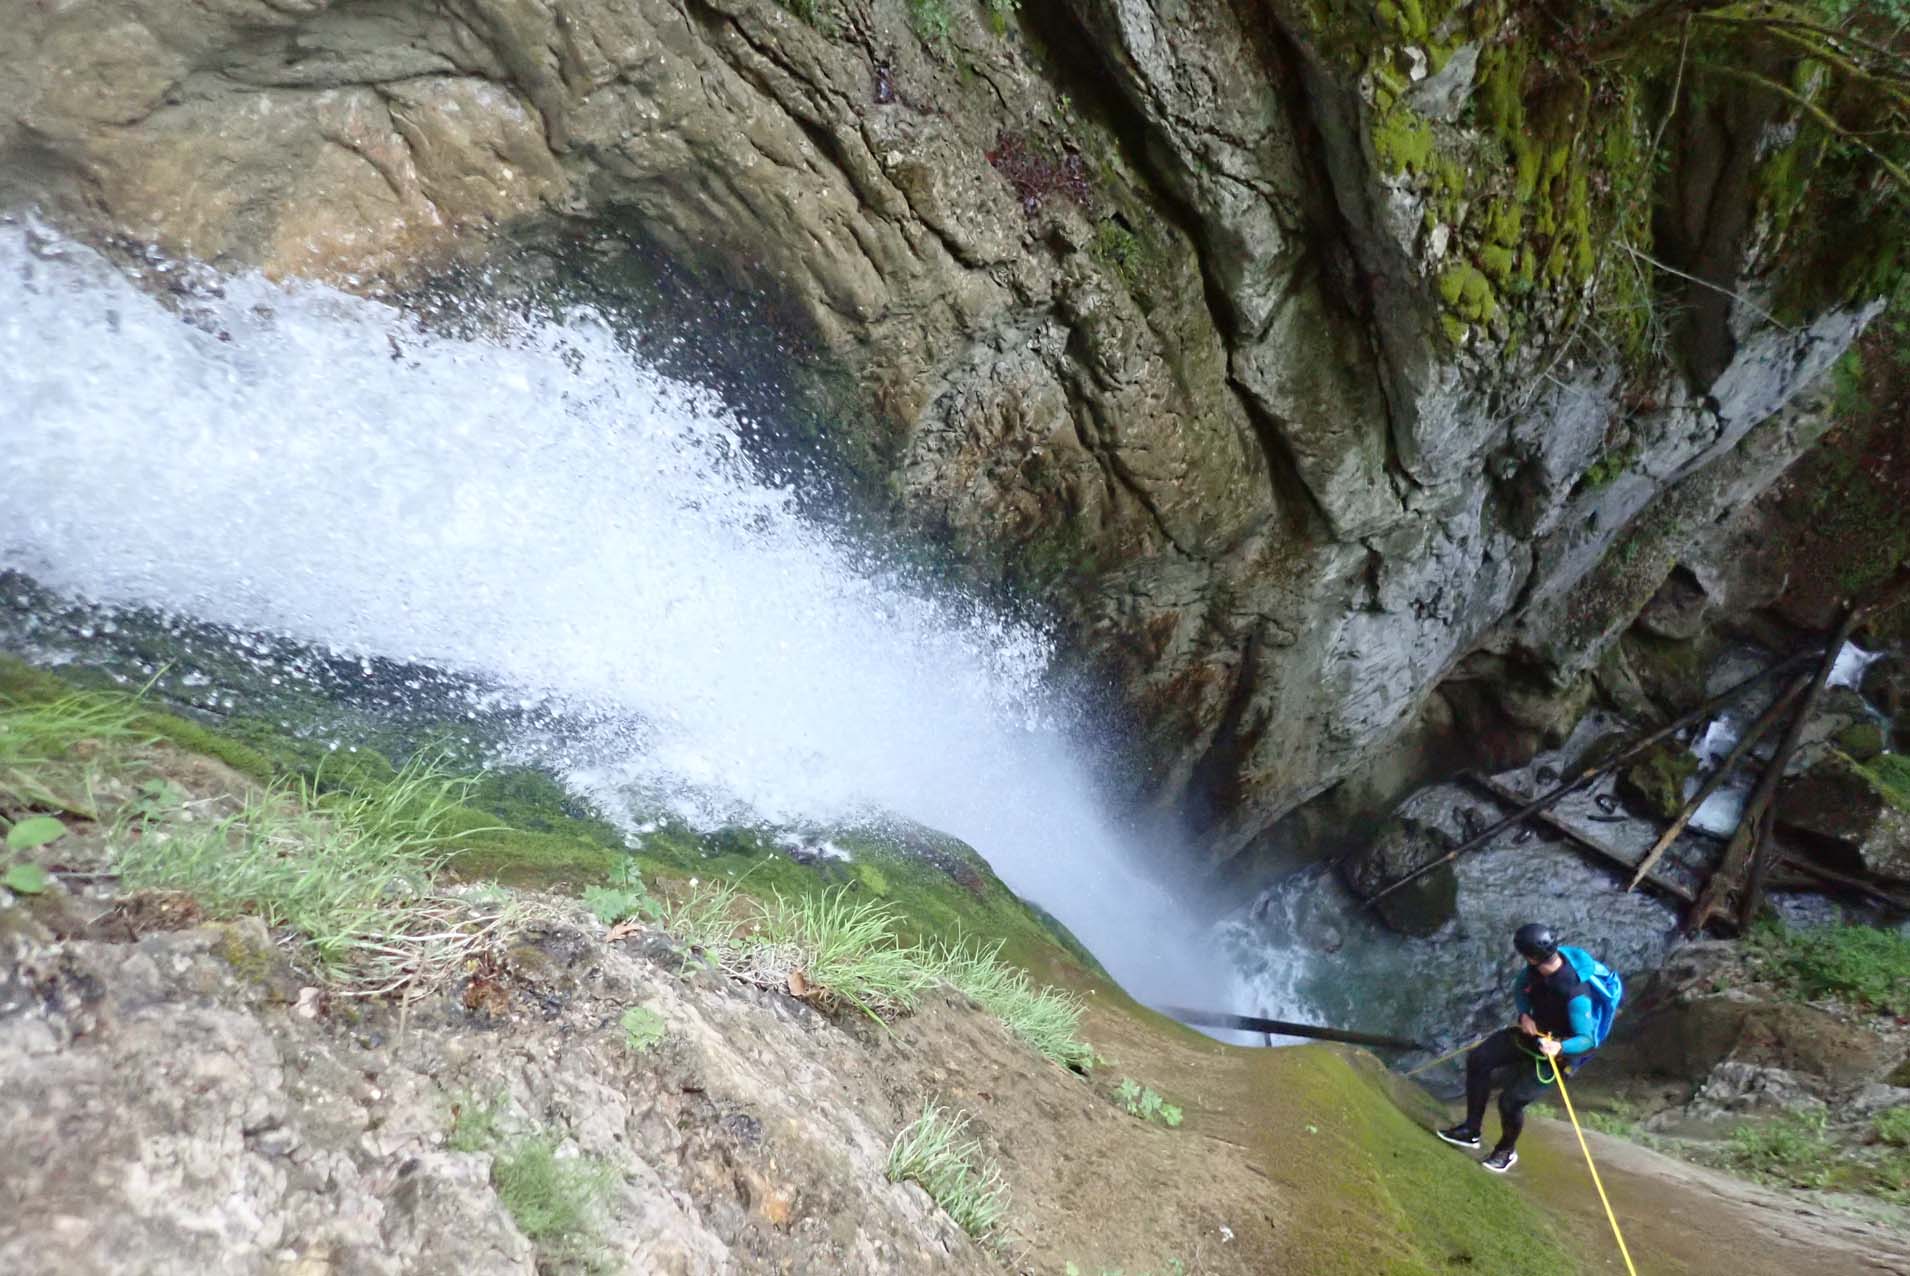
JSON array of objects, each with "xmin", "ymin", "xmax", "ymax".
[
  {"xmin": 886, "ymin": 1101, "xmax": 1009, "ymax": 1241},
  {"xmin": 583, "ymin": 858, "xmax": 659, "ymax": 926},
  {"xmin": 907, "ymin": 0, "xmax": 952, "ymax": 44},
  {"xmin": 1115, "ymin": 1079, "xmax": 1184, "ymax": 1128},
  {"xmin": 620, "ymin": 1005, "xmax": 667, "ymax": 1053},
  {"xmin": 1876, "ymin": 1106, "xmax": 1910, "ymax": 1148},
  {"xmin": 6, "ymin": 815, "xmax": 66, "ymax": 851},
  {"xmin": 2, "ymin": 862, "xmax": 49, "ymax": 895}
]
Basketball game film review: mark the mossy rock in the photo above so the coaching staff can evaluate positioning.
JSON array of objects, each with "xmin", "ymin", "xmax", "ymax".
[
  {"xmin": 1618, "ymin": 743, "xmax": 1699, "ymax": 821},
  {"xmin": 1836, "ymin": 721, "xmax": 1887, "ymax": 762}
]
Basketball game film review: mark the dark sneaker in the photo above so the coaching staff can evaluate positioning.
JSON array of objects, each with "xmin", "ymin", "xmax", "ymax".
[
  {"xmin": 1435, "ymin": 1124, "xmax": 1481, "ymax": 1149},
  {"xmin": 1481, "ymin": 1148, "xmax": 1519, "ymax": 1174}
]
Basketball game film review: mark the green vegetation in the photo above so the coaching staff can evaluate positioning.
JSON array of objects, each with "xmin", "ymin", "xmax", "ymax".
[
  {"xmin": 925, "ymin": 936, "xmax": 1094, "ymax": 1071},
  {"xmin": 1725, "ymin": 1109, "xmax": 1840, "ymax": 1189},
  {"xmin": 1113, "ymin": 1079, "xmax": 1183, "ymax": 1127},
  {"xmin": 886, "ymin": 1101, "xmax": 1010, "ymax": 1242},
  {"xmin": 661, "ymin": 880, "xmax": 1093, "ymax": 1066},
  {"xmin": 907, "ymin": 0, "xmax": 952, "ymax": 44},
  {"xmin": 1875, "ymin": 1106, "xmax": 1910, "ymax": 1148},
  {"xmin": 0, "ymin": 685, "xmax": 150, "ymax": 818},
  {"xmin": 620, "ymin": 1006, "xmax": 668, "ymax": 1053},
  {"xmin": 114, "ymin": 757, "xmax": 517, "ymax": 996},
  {"xmin": 1853, "ymin": 751, "xmax": 1910, "ymax": 811},
  {"xmin": 449, "ymin": 1093, "xmax": 508, "ymax": 1153},
  {"xmin": 492, "ymin": 1133, "xmax": 618, "ymax": 1268},
  {"xmin": 1091, "ymin": 221, "xmax": 1147, "ymax": 292},
  {"xmin": 582, "ymin": 858, "xmax": 660, "ymax": 925},
  {"xmin": 1746, "ymin": 920, "xmax": 1910, "ymax": 1016}
]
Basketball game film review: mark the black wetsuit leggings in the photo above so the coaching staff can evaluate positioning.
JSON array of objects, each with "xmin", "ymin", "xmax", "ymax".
[{"xmin": 1463, "ymin": 1027, "xmax": 1555, "ymax": 1152}]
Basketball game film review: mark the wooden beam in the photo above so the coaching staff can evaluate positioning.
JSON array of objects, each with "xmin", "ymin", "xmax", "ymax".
[
  {"xmin": 1628, "ymin": 674, "xmax": 1809, "ymax": 891},
  {"xmin": 1362, "ymin": 652, "xmax": 1817, "ymax": 910},
  {"xmin": 1459, "ymin": 772, "xmax": 1697, "ymax": 904},
  {"xmin": 1736, "ymin": 605, "xmax": 1862, "ymax": 930}
]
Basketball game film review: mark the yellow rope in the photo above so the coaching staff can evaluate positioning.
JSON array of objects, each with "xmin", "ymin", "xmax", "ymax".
[{"xmin": 1541, "ymin": 1039, "xmax": 1640, "ymax": 1276}]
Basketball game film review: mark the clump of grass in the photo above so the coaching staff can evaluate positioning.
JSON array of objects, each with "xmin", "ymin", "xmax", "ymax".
[
  {"xmin": 115, "ymin": 760, "xmax": 515, "ymax": 996},
  {"xmin": 493, "ymin": 1134, "xmax": 618, "ymax": 1266},
  {"xmin": 659, "ymin": 877, "xmax": 746, "ymax": 955},
  {"xmin": 750, "ymin": 888, "xmax": 934, "ymax": 1018},
  {"xmin": 886, "ymin": 1102, "xmax": 1009, "ymax": 1241},
  {"xmin": 0, "ymin": 688, "xmax": 150, "ymax": 815},
  {"xmin": 449, "ymin": 1092, "xmax": 507, "ymax": 1153},
  {"xmin": 928, "ymin": 937, "xmax": 1093, "ymax": 1071},
  {"xmin": 1746, "ymin": 920, "xmax": 1910, "ymax": 1016},
  {"xmin": 1725, "ymin": 1110, "xmax": 1840, "ymax": 1189},
  {"xmin": 660, "ymin": 882, "xmax": 1095, "ymax": 1067}
]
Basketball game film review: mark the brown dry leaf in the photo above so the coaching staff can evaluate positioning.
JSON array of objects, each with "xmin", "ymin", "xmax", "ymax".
[
  {"xmin": 787, "ymin": 969, "xmax": 810, "ymax": 998},
  {"xmin": 605, "ymin": 919, "xmax": 642, "ymax": 943}
]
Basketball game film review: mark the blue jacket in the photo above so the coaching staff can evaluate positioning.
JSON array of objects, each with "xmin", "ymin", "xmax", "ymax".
[{"xmin": 1514, "ymin": 968, "xmax": 1599, "ymax": 1057}]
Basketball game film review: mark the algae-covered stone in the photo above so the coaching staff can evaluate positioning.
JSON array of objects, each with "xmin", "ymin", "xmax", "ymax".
[
  {"xmin": 1619, "ymin": 743, "xmax": 1699, "ymax": 821},
  {"xmin": 1777, "ymin": 754, "xmax": 1910, "ymax": 884},
  {"xmin": 1337, "ymin": 816, "xmax": 1458, "ymax": 937}
]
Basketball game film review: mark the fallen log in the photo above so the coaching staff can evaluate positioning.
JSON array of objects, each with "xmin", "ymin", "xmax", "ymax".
[
  {"xmin": 1363, "ymin": 651, "xmax": 1818, "ymax": 910},
  {"xmin": 1737, "ymin": 605, "xmax": 1864, "ymax": 929},
  {"xmin": 1459, "ymin": 772, "xmax": 1696, "ymax": 904},
  {"xmin": 1627, "ymin": 673, "xmax": 1810, "ymax": 892},
  {"xmin": 1154, "ymin": 1006, "xmax": 1426, "ymax": 1052}
]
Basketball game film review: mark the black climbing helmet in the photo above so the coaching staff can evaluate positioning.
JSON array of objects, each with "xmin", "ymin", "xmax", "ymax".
[{"xmin": 1513, "ymin": 923, "xmax": 1559, "ymax": 961}]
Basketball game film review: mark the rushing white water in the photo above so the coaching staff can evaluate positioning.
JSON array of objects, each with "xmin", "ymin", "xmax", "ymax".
[{"xmin": 0, "ymin": 224, "xmax": 1221, "ymax": 1004}]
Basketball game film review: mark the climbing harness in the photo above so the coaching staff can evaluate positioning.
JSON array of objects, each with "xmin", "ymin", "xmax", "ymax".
[
  {"xmin": 1537, "ymin": 1036, "xmax": 1640, "ymax": 1276},
  {"xmin": 1403, "ymin": 1032, "xmax": 1492, "ymax": 1078}
]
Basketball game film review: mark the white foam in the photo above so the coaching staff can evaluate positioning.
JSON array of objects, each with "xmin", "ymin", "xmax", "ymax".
[{"xmin": 0, "ymin": 225, "xmax": 1221, "ymax": 1005}]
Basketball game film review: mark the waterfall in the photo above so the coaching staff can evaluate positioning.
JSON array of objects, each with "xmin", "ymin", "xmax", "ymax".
[{"xmin": 0, "ymin": 223, "xmax": 1222, "ymax": 1006}]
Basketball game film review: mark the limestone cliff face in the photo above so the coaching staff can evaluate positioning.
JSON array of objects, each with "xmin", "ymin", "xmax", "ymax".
[{"xmin": 0, "ymin": 0, "xmax": 1881, "ymax": 862}]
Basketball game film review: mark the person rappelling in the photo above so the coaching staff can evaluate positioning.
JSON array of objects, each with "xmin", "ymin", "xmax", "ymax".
[{"xmin": 1435, "ymin": 923, "xmax": 1624, "ymax": 1173}]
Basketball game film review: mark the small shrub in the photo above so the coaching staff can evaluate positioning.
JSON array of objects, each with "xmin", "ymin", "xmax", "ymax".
[
  {"xmin": 886, "ymin": 1102, "xmax": 1009, "ymax": 1241},
  {"xmin": 1726, "ymin": 1110, "xmax": 1839, "ymax": 1189},
  {"xmin": 1114, "ymin": 1079, "xmax": 1183, "ymax": 1128},
  {"xmin": 1747, "ymin": 920, "xmax": 1910, "ymax": 1017},
  {"xmin": 620, "ymin": 1005, "xmax": 667, "ymax": 1053}
]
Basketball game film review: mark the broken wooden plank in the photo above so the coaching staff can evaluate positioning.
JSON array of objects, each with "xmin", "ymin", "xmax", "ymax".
[
  {"xmin": 1363, "ymin": 651, "xmax": 1817, "ymax": 910},
  {"xmin": 1459, "ymin": 771, "xmax": 1696, "ymax": 905},
  {"xmin": 1629, "ymin": 673, "xmax": 1809, "ymax": 892}
]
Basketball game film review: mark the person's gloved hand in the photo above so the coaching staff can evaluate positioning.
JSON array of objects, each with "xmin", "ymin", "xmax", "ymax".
[
  {"xmin": 1537, "ymin": 1036, "xmax": 1562, "ymax": 1058},
  {"xmin": 1518, "ymin": 1013, "xmax": 1539, "ymax": 1036}
]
